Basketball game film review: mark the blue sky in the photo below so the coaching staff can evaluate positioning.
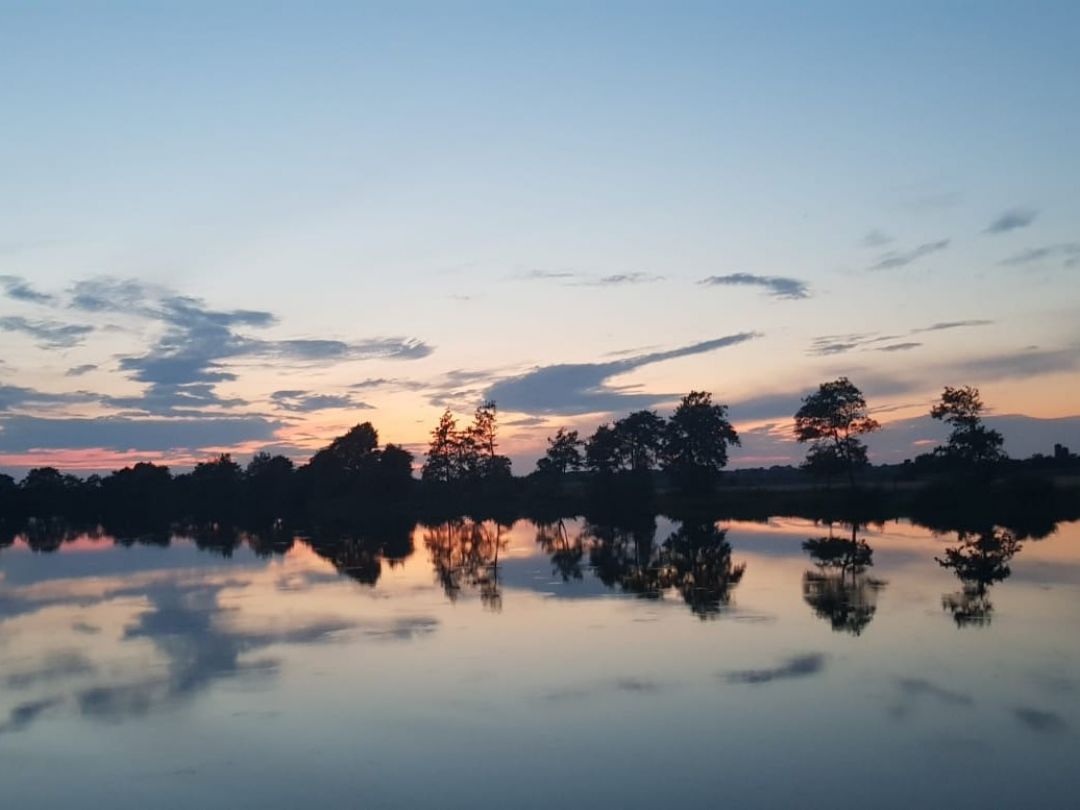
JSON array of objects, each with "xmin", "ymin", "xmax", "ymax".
[{"xmin": 1, "ymin": 1, "xmax": 1078, "ymax": 471}]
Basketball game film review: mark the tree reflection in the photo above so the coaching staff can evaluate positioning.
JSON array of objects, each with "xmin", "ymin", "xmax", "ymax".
[
  {"xmin": 244, "ymin": 526, "xmax": 296, "ymax": 558},
  {"xmin": 306, "ymin": 517, "xmax": 416, "ymax": 587},
  {"xmin": 535, "ymin": 519, "xmax": 585, "ymax": 582},
  {"xmin": 187, "ymin": 523, "xmax": 242, "ymax": 557},
  {"xmin": 424, "ymin": 519, "xmax": 508, "ymax": 611},
  {"xmin": 583, "ymin": 516, "xmax": 746, "ymax": 617},
  {"xmin": 657, "ymin": 520, "xmax": 746, "ymax": 618},
  {"xmin": 935, "ymin": 527, "xmax": 1021, "ymax": 628},
  {"xmin": 802, "ymin": 523, "xmax": 886, "ymax": 635},
  {"xmin": 586, "ymin": 516, "xmax": 660, "ymax": 599},
  {"xmin": 19, "ymin": 519, "xmax": 99, "ymax": 553}
]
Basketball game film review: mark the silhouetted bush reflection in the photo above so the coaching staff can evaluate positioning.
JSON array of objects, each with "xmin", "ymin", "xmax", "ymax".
[
  {"xmin": 424, "ymin": 519, "xmax": 508, "ymax": 611},
  {"xmin": 802, "ymin": 524, "xmax": 886, "ymax": 635},
  {"xmin": 935, "ymin": 527, "xmax": 1022, "ymax": 628}
]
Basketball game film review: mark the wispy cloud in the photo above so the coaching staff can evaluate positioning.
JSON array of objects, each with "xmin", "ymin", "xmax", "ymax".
[
  {"xmin": 875, "ymin": 342, "xmax": 922, "ymax": 352},
  {"xmin": 999, "ymin": 243, "xmax": 1080, "ymax": 268},
  {"xmin": 349, "ymin": 377, "xmax": 427, "ymax": 392},
  {"xmin": 809, "ymin": 319, "xmax": 992, "ymax": 356},
  {"xmin": 515, "ymin": 269, "xmax": 663, "ymax": 287},
  {"xmin": 0, "ymin": 415, "xmax": 281, "ymax": 453},
  {"xmin": 699, "ymin": 273, "xmax": 810, "ymax": 300},
  {"xmin": 0, "ymin": 316, "xmax": 93, "ymax": 348},
  {"xmin": 63, "ymin": 278, "xmax": 432, "ymax": 416},
  {"xmin": 860, "ymin": 229, "xmax": 894, "ymax": 248},
  {"xmin": 868, "ymin": 239, "xmax": 950, "ymax": 271},
  {"xmin": 0, "ymin": 384, "xmax": 96, "ymax": 413},
  {"xmin": 913, "ymin": 320, "xmax": 994, "ymax": 333},
  {"xmin": 581, "ymin": 272, "xmax": 663, "ymax": 286},
  {"xmin": 984, "ymin": 207, "xmax": 1038, "ymax": 234},
  {"xmin": 270, "ymin": 390, "xmax": 372, "ymax": 413},
  {"xmin": 516, "ymin": 269, "xmax": 577, "ymax": 281},
  {"xmin": 0, "ymin": 274, "xmax": 55, "ymax": 304},
  {"xmin": 484, "ymin": 333, "xmax": 760, "ymax": 415},
  {"xmin": 65, "ymin": 364, "xmax": 98, "ymax": 377}
]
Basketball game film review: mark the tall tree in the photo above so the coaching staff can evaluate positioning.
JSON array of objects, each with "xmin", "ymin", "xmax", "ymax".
[
  {"xmin": 612, "ymin": 410, "xmax": 665, "ymax": 471},
  {"xmin": 536, "ymin": 427, "xmax": 584, "ymax": 475},
  {"xmin": 423, "ymin": 408, "xmax": 461, "ymax": 483},
  {"xmin": 662, "ymin": 391, "xmax": 740, "ymax": 492},
  {"xmin": 585, "ymin": 423, "xmax": 621, "ymax": 474},
  {"xmin": 930, "ymin": 385, "xmax": 1006, "ymax": 468},
  {"xmin": 466, "ymin": 400, "xmax": 511, "ymax": 478},
  {"xmin": 794, "ymin": 378, "xmax": 880, "ymax": 487}
]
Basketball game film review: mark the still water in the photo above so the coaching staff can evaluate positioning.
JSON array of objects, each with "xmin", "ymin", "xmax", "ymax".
[{"xmin": 1, "ymin": 517, "xmax": 1078, "ymax": 808}]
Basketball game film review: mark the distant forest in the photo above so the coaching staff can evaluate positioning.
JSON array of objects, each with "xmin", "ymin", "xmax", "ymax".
[{"xmin": 1, "ymin": 378, "xmax": 1078, "ymax": 531}]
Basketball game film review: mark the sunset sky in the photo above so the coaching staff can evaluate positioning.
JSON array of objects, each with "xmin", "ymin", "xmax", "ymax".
[{"xmin": 2, "ymin": 1, "xmax": 1078, "ymax": 474}]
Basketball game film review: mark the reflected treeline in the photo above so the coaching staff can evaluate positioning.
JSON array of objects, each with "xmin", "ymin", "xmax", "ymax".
[
  {"xmin": 307, "ymin": 515, "xmax": 417, "ymax": 586},
  {"xmin": 936, "ymin": 527, "xmax": 1022, "ymax": 628},
  {"xmin": 0, "ymin": 499, "xmax": 1061, "ymax": 628},
  {"xmin": 532, "ymin": 515, "xmax": 746, "ymax": 619},
  {"xmin": 535, "ymin": 519, "xmax": 585, "ymax": 582},
  {"xmin": 424, "ymin": 519, "xmax": 507, "ymax": 610},
  {"xmin": 802, "ymin": 523, "xmax": 886, "ymax": 636}
]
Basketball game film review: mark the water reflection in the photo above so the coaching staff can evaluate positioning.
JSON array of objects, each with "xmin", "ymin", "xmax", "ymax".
[
  {"xmin": 424, "ymin": 518, "xmax": 508, "ymax": 610},
  {"xmin": 936, "ymin": 527, "xmax": 1023, "ymax": 627},
  {"xmin": 535, "ymin": 520, "xmax": 585, "ymax": 582},
  {"xmin": 802, "ymin": 523, "xmax": 886, "ymax": 636},
  {"xmin": 308, "ymin": 517, "xmax": 416, "ymax": 586},
  {"xmin": 656, "ymin": 520, "xmax": 745, "ymax": 617},
  {"xmin": 1, "ymin": 514, "xmax": 1079, "ymax": 808}
]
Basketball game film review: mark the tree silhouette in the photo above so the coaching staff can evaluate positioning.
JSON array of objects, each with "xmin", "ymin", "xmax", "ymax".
[
  {"xmin": 794, "ymin": 378, "xmax": 880, "ymax": 487},
  {"xmin": 422, "ymin": 409, "xmax": 461, "ymax": 483},
  {"xmin": 930, "ymin": 385, "xmax": 1007, "ymax": 469},
  {"xmin": 656, "ymin": 520, "xmax": 745, "ymax": 618},
  {"xmin": 422, "ymin": 403, "xmax": 510, "ymax": 484},
  {"xmin": 244, "ymin": 453, "xmax": 294, "ymax": 525},
  {"xmin": 186, "ymin": 454, "xmax": 243, "ymax": 523},
  {"xmin": 613, "ymin": 410, "xmax": 666, "ymax": 471},
  {"xmin": 585, "ymin": 516, "xmax": 660, "ymax": 598},
  {"xmin": 585, "ymin": 423, "xmax": 621, "ymax": 474},
  {"xmin": 423, "ymin": 519, "xmax": 508, "ymax": 610},
  {"xmin": 935, "ymin": 526, "xmax": 1021, "ymax": 627},
  {"xmin": 535, "ymin": 519, "xmax": 585, "ymax": 581},
  {"xmin": 662, "ymin": 391, "xmax": 740, "ymax": 494},
  {"xmin": 466, "ymin": 400, "xmax": 512, "ymax": 479},
  {"xmin": 536, "ymin": 428, "xmax": 584, "ymax": 475},
  {"xmin": 802, "ymin": 523, "xmax": 885, "ymax": 635}
]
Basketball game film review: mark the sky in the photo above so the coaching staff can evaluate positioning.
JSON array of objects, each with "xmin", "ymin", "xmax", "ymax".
[{"xmin": 1, "ymin": 1, "xmax": 1079, "ymax": 474}]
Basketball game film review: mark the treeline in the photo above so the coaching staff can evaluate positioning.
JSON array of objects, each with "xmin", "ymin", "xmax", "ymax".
[
  {"xmin": 0, "ymin": 378, "xmax": 1077, "ymax": 530},
  {"xmin": 0, "ymin": 422, "xmax": 416, "ymax": 530}
]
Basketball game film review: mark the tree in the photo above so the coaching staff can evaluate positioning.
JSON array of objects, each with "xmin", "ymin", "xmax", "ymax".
[
  {"xmin": 423, "ymin": 408, "xmax": 461, "ymax": 483},
  {"xmin": 310, "ymin": 422, "xmax": 380, "ymax": 476},
  {"xmin": 662, "ymin": 391, "xmax": 740, "ymax": 492},
  {"xmin": 794, "ymin": 378, "xmax": 880, "ymax": 486},
  {"xmin": 930, "ymin": 385, "xmax": 1006, "ymax": 468},
  {"xmin": 802, "ymin": 524, "xmax": 885, "ymax": 636},
  {"xmin": 585, "ymin": 423, "xmax": 621, "ymax": 474},
  {"xmin": 800, "ymin": 442, "xmax": 848, "ymax": 487},
  {"xmin": 466, "ymin": 400, "xmax": 511, "ymax": 479},
  {"xmin": 612, "ymin": 410, "xmax": 665, "ymax": 471},
  {"xmin": 188, "ymin": 454, "xmax": 243, "ymax": 522},
  {"xmin": 244, "ymin": 453, "xmax": 295, "ymax": 524},
  {"xmin": 536, "ymin": 428, "xmax": 584, "ymax": 475},
  {"xmin": 935, "ymin": 527, "xmax": 1020, "ymax": 627}
]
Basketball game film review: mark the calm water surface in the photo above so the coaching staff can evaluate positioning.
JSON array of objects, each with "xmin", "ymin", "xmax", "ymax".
[{"xmin": 2, "ymin": 517, "xmax": 1078, "ymax": 808}]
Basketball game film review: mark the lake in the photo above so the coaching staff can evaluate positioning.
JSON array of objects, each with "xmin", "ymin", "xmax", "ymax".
[{"xmin": 1, "ymin": 516, "xmax": 1078, "ymax": 808}]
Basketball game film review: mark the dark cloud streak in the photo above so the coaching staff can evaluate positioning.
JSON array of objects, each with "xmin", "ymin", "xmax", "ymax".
[{"xmin": 699, "ymin": 273, "xmax": 810, "ymax": 300}]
